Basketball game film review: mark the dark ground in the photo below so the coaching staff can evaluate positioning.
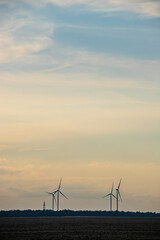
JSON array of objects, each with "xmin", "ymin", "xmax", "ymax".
[{"xmin": 0, "ymin": 217, "xmax": 159, "ymax": 240}]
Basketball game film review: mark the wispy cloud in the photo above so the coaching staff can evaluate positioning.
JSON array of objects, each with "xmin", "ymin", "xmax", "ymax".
[
  {"xmin": 39, "ymin": 0, "xmax": 160, "ymax": 18},
  {"xmin": 0, "ymin": 34, "xmax": 52, "ymax": 63},
  {"xmin": 0, "ymin": 13, "xmax": 54, "ymax": 63},
  {"xmin": 0, "ymin": 167, "xmax": 21, "ymax": 175},
  {"xmin": 1, "ymin": 0, "xmax": 160, "ymax": 18},
  {"xmin": 1, "ymin": 46, "xmax": 160, "ymax": 82}
]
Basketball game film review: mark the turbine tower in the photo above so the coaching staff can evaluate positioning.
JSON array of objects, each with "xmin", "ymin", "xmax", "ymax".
[
  {"xmin": 46, "ymin": 192, "xmax": 56, "ymax": 211},
  {"xmin": 116, "ymin": 178, "xmax": 122, "ymax": 211},
  {"xmin": 103, "ymin": 182, "xmax": 117, "ymax": 211},
  {"xmin": 43, "ymin": 201, "xmax": 46, "ymax": 211},
  {"xmin": 53, "ymin": 178, "xmax": 68, "ymax": 211}
]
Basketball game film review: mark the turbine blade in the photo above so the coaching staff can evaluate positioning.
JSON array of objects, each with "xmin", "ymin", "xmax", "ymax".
[
  {"xmin": 46, "ymin": 192, "xmax": 52, "ymax": 195},
  {"xmin": 53, "ymin": 195, "xmax": 56, "ymax": 204},
  {"xmin": 59, "ymin": 190, "xmax": 68, "ymax": 199},
  {"xmin": 111, "ymin": 182, "xmax": 114, "ymax": 193},
  {"xmin": 118, "ymin": 178, "xmax": 122, "ymax": 190},
  {"xmin": 58, "ymin": 178, "xmax": 62, "ymax": 190},
  {"xmin": 102, "ymin": 193, "xmax": 110, "ymax": 198},
  {"xmin": 118, "ymin": 191, "xmax": 122, "ymax": 201},
  {"xmin": 111, "ymin": 193, "xmax": 117, "ymax": 199}
]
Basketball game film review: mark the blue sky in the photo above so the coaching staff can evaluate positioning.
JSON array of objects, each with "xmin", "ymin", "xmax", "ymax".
[{"xmin": 0, "ymin": 0, "xmax": 160, "ymax": 212}]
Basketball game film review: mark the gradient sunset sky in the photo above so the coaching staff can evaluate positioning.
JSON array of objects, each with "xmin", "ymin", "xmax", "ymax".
[{"xmin": 0, "ymin": 0, "xmax": 160, "ymax": 212}]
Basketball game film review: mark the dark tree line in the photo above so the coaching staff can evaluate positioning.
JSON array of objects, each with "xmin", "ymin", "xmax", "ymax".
[{"xmin": 0, "ymin": 210, "xmax": 159, "ymax": 218}]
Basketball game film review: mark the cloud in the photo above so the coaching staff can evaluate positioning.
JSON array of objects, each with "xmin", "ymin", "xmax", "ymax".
[
  {"xmin": 0, "ymin": 34, "xmax": 52, "ymax": 64},
  {"xmin": 0, "ymin": 98, "xmax": 160, "ymax": 145},
  {"xmin": 1, "ymin": 45, "xmax": 160, "ymax": 82},
  {"xmin": 0, "ymin": 1, "xmax": 159, "ymax": 71},
  {"xmin": 0, "ymin": 145, "xmax": 15, "ymax": 151},
  {"xmin": 1, "ymin": 0, "xmax": 160, "ymax": 18},
  {"xmin": 0, "ymin": 167, "xmax": 20, "ymax": 175},
  {"xmin": 0, "ymin": 12, "xmax": 54, "ymax": 64},
  {"xmin": 0, "ymin": 0, "xmax": 10, "ymax": 4},
  {"xmin": 40, "ymin": 0, "xmax": 160, "ymax": 18}
]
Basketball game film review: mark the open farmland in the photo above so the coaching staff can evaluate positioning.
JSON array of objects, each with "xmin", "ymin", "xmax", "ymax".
[{"xmin": 0, "ymin": 217, "xmax": 159, "ymax": 240}]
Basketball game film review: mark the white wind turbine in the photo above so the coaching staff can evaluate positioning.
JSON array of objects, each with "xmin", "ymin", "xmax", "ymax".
[
  {"xmin": 52, "ymin": 178, "xmax": 68, "ymax": 211},
  {"xmin": 116, "ymin": 178, "xmax": 122, "ymax": 211},
  {"xmin": 103, "ymin": 182, "xmax": 117, "ymax": 211},
  {"xmin": 46, "ymin": 191, "xmax": 56, "ymax": 211}
]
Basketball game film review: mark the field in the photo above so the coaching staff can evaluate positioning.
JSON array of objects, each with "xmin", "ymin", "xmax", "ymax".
[{"xmin": 0, "ymin": 217, "xmax": 159, "ymax": 240}]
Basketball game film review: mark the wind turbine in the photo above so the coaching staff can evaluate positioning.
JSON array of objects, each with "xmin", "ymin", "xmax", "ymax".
[
  {"xmin": 43, "ymin": 201, "xmax": 46, "ymax": 211},
  {"xmin": 103, "ymin": 182, "xmax": 117, "ymax": 211},
  {"xmin": 52, "ymin": 178, "xmax": 68, "ymax": 211},
  {"xmin": 46, "ymin": 191, "xmax": 56, "ymax": 211},
  {"xmin": 116, "ymin": 178, "xmax": 122, "ymax": 211}
]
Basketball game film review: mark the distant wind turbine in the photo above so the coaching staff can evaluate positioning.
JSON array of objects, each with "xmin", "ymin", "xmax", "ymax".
[
  {"xmin": 116, "ymin": 178, "xmax": 122, "ymax": 211},
  {"xmin": 103, "ymin": 182, "xmax": 117, "ymax": 211},
  {"xmin": 52, "ymin": 178, "xmax": 68, "ymax": 211},
  {"xmin": 43, "ymin": 201, "xmax": 46, "ymax": 211},
  {"xmin": 46, "ymin": 192, "xmax": 56, "ymax": 211}
]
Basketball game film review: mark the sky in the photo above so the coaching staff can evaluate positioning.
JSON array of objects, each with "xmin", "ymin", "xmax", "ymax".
[{"xmin": 0, "ymin": 0, "xmax": 160, "ymax": 212}]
